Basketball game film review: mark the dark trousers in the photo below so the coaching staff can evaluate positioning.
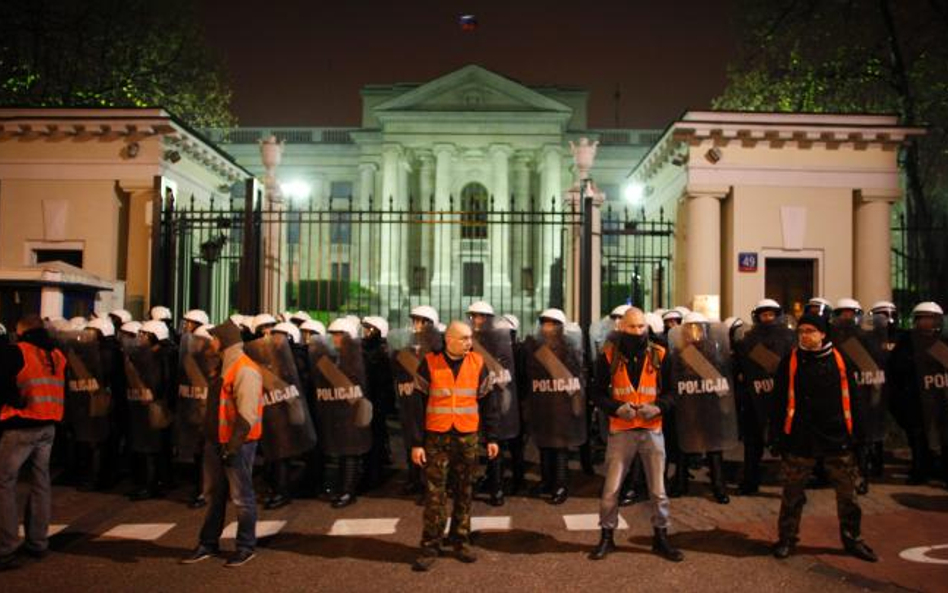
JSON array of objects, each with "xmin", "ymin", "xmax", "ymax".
[
  {"xmin": 777, "ymin": 452, "xmax": 862, "ymax": 544},
  {"xmin": 199, "ymin": 441, "xmax": 258, "ymax": 553}
]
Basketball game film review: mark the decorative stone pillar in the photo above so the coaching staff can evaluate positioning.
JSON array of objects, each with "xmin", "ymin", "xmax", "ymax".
[
  {"xmin": 259, "ymin": 135, "xmax": 286, "ymax": 314},
  {"xmin": 564, "ymin": 138, "xmax": 604, "ymax": 322},
  {"xmin": 379, "ymin": 144, "xmax": 402, "ymax": 289},
  {"xmin": 511, "ymin": 151, "xmax": 533, "ymax": 292},
  {"xmin": 854, "ymin": 189, "xmax": 899, "ymax": 308},
  {"xmin": 489, "ymin": 144, "xmax": 512, "ymax": 292},
  {"xmin": 684, "ymin": 187, "xmax": 727, "ymax": 317}
]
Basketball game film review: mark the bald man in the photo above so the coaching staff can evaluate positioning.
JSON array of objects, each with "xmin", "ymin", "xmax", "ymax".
[
  {"xmin": 589, "ymin": 308, "xmax": 682, "ymax": 562},
  {"xmin": 409, "ymin": 321, "xmax": 500, "ymax": 571}
]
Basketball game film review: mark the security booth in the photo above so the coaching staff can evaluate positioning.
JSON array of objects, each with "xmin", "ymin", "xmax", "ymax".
[
  {"xmin": 0, "ymin": 261, "xmax": 118, "ymax": 329},
  {"xmin": 627, "ymin": 111, "xmax": 925, "ymax": 320}
]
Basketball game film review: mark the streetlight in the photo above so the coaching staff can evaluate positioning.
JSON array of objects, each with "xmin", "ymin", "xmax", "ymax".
[
  {"xmin": 623, "ymin": 182, "xmax": 644, "ymax": 205},
  {"xmin": 280, "ymin": 180, "xmax": 312, "ymax": 205}
]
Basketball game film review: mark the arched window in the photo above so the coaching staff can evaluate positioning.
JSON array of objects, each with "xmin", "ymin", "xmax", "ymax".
[{"xmin": 460, "ymin": 182, "xmax": 488, "ymax": 240}]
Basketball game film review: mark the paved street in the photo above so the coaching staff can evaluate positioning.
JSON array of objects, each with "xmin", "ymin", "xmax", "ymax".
[{"xmin": 2, "ymin": 444, "xmax": 947, "ymax": 593}]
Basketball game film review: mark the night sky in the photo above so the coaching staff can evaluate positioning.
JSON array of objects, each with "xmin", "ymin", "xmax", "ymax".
[{"xmin": 198, "ymin": 0, "xmax": 738, "ymax": 129}]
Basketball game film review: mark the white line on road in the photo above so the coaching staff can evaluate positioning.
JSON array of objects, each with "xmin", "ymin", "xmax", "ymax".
[
  {"xmin": 18, "ymin": 524, "xmax": 68, "ymax": 537},
  {"xmin": 899, "ymin": 544, "xmax": 948, "ymax": 565},
  {"xmin": 98, "ymin": 523, "xmax": 176, "ymax": 541},
  {"xmin": 329, "ymin": 518, "xmax": 400, "ymax": 536},
  {"xmin": 445, "ymin": 516, "xmax": 512, "ymax": 533},
  {"xmin": 222, "ymin": 520, "xmax": 286, "ymax": 539},
  {"xmin": 563, "ymin": 514, "xmax": 627, "ymax": 531}
]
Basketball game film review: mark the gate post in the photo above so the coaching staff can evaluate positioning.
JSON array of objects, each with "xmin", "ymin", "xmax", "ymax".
[
  {"xmin": 149, "ymin": 181, "xmax": 176, "ymax": 312},
  {"xmin": 238, "ymin": 178, "xmax": 262, "ymax": 314}
]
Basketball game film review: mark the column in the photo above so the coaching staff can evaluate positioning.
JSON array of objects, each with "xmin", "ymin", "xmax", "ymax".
[
  {"xmin": 489, "ymin": 144, "xmax": 512, "ymax": 293},
  {"xmin": 685, "ymin": 188, "xmax": 726, "ymax": 317},
  {"xmin": 537, "ymin": 145, "xmax": 563, "ymax": 309},
  {"xmin": 854, "ymin": 189, "xmax": 897, "ymax": 307},
  {"xmin": 417, "ymin": 151, "xmax": 435, "ymax": 293},
  {"xmin": 511, "ymin": 151, "xmax": 533, "ymax": 292},
  {"xmin": 397, "ymin": 154, "xmax": 412, "ymax": 289},
  {"xmin": 357, "ymin": 163, "xmax": 377, "ymax": 288},
  {"xmin": 431, "ymin": 144, "xmax": 455, "ymax": 292},
  {"xmin": 379, "ymin": 144, "xmax": 401, "ymax": 288}
]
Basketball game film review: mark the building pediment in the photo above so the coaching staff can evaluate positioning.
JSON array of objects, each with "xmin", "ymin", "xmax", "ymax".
[{"xmin": 373, "ymin": 65, "xmax": 572, "ymax": 115}]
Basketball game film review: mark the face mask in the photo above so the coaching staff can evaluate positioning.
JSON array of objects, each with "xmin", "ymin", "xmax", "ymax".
[{"xmin": 619, "ymin": 332, "xmax": 647, "ymax": 352}]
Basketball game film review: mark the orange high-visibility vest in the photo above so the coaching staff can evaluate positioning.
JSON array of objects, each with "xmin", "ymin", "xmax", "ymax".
[
  {"xmin": 605, "ymin": 342, "xmax": 664, "ymax": 432},
  {"xmin": 218, "ymin": 354, "xmax": 263, "ymax": 444},
  {"xmin": 1, "ymin": 342, "xmax": 66, "ymax": 422},
  {"xmin": 784, "ymin": 347, "xmax": 852, "ymax": 436},
  {"xmin": 424, "ymin": 351, "xmax": 484, "ymax": 434}
]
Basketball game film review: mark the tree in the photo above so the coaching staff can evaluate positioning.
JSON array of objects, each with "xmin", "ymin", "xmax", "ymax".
[
  {"xmin": 715, "ymin": 0, "xmax": 948, "ymax": 309},
  {"xmin": 0, "ymin": 0, "xmax": 235, "ymax": 128}
]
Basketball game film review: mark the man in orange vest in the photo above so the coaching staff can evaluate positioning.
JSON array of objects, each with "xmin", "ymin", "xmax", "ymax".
[
  {"xmin": 0, "ymin": 315, "xmax": 66, "ymax": 570},
  {"xmin": 409, "ymin": 321, "xmax": 500, "ymax": 572},
  {"xmin": 771, "ymin": 313, "xmax": 877, "ymax": 562},
  {"xmin": 181, "ymin": 320, "xmax": 263, "ymax": 568},
  {"xmin": 589, "ymin": 307, "xmax": 683, "ymax": 562}
]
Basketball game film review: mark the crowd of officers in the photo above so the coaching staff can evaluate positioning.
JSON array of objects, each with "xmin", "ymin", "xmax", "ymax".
[{"xmin": 0, "ymin": 294, "xmax": 945, "ymax": 571}]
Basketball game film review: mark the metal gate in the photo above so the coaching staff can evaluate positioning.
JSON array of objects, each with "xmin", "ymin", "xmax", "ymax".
[
  {"xmin": 157, "ymin": 187, "xmax": 581, "ymax": 327},
  {"xmin": 600, "ymin": 205, "xmax": 674, "ymax": 315}
]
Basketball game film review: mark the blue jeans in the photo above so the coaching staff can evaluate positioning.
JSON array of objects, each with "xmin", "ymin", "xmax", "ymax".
[
  {"xmin": 199, "ymin": 441, "xmax": 257, "ymax": 552},
  {"xmin": 0, "ymin": 425, "xmax": 55, "ymax": 556}
]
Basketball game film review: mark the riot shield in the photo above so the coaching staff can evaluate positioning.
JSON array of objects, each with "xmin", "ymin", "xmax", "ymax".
[
  {"xmin": 472, "ymin": 326, "xmax": 521, "ymax": 440},
  {"xmin": 735, "ymin": 321, "xmax": 795, "ymax": 443},
  {"xmin": 668, "ymin": 322, "xmax": 739, "ymax": 454},
  {"xmin": 390, "ymin": 326, "xmax": 442, "ymax": 451},
  {"xmin": 63, "ymin": 329, "xmax": 112, "ymax": 443},
  {"xmin": 834, "ymin": 321, "xmax": 888, "ymax": 443},
  {"xmin": 522, "ymin": 329, "xmax": 586, "ymax": 449},
  {"xmin": 175, "ymin": 333, "xmax": 218, "ymax": 458},
  {"xmin": 123, "ymin": 339, "xmax": 170, "ymax": 454},
  {"xmin": 309, "ymin": 335, "xmax": 372, "ymax": 456},
  {"xmin": 912, "ymin": 330, "xmax": 948, "ymax": 453},
  {"xmin": 245, "ymin": 335, "xmax": 318, "ymax": 460}
]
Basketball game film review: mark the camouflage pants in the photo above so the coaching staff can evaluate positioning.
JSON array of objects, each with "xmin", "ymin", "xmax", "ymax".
[
  {"xmin": 777, "ymin": 452, "xmax": 862, "ymax": 544},
  {"xmin": 421, "ymin": 431, "xmax": 479, "ymax": 549}
]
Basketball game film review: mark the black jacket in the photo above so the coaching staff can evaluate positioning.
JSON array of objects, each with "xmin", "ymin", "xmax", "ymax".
[{"xmin": 771, "ymin": 342, "xmax": 863, "ymax": 458}]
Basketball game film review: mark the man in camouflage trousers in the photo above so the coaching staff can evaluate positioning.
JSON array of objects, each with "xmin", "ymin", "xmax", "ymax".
[{"xmin": 409, "ymin": 321, "xmax": 500, "ymax": 572}]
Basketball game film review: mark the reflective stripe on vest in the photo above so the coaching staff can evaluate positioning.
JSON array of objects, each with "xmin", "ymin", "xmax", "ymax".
[
  {"xmin": 424, "ymin": 351, "xmax": 483, "ymax": 434},
  {"xmin": 784, "ymin": 347, "xmax": 852, "ymax": 436},
  {"xmin": 0, "ymin": 342, "xmax": 66, "ymax": 422},
  {"xmin": 605, "ymin": 342, "xmax": 664, "ymax": 432},
  {"xmin": 218, "ymin": 354, "xmax": 263, "ymax": 444}
]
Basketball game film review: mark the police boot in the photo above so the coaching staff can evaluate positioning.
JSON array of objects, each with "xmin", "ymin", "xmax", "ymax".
[
  {"xmin": 669, "ymin": 460, "xmax": 689, "ymax": 498},
  {"xmin": 907, "ymin": 432, "xmax": 930, "ymax": 485},
  {"xmin": 550, "ymin": 449, "xmax": 569, "ymax": 505},
  {"xmin": 332, "ymin": 456, "xmax": 359, "ymax": 508},
  {"xmin": 129, "ymin": 455, "xmax": 160, "ymax": 501},
  {"xmin": 739, "ymin": 442, "xmax": 761, "ymax": 495},
  {"xmin": 652, "ymin": 528, "xmax": 684, "ymax": 562},
  {"xmin": 487, "ymin": 454, "xmax": 505, "ymax": 507},
  {"xmin": 531, "ymin": 449, "xmax": 554, "ymax": 498},
  {"xmin": 588, "ymin": 528, "xmax": 616, "ymax": 560},
  {"xmin": 266, "ymin": 460, "xmax": 292, "ymax": 510},
  {"xmin": 708, "ymin": 452, "xmax": 730, "ymax": 504}
]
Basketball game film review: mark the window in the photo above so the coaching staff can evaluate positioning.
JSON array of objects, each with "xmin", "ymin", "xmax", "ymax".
[
  {"xmin": 331, "ymin": 262, "xmax": 350, "ymax": 283},
  {"xmin": 463, "ymin": 262, "xmax": 484, "ymax": 297},
  {"xmin": 460, "ymin": 183, "xmax": 488, "ymax": 240},
  {"xmin": 521, "ymin": 267, "xmax": 535, "ymax": 292},
  {"xmin": 411, "ymin": 266, "xmax": 427, "ymax": 294},
  {"xmin": 331, "ymin": 181, "xmax": 353, "ymax": 199},
  {"xmin": 34, "ymin": 249, "xmax": 83, "ymax": 268},
  {"xmin": 330, "ymin": 212, "xmax": 351, "ymax": 244}
]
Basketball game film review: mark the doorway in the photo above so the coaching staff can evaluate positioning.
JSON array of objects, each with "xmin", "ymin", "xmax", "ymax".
[{"xmin": 765, "ymin": 258, "xmax": 815, "ymax": 319}]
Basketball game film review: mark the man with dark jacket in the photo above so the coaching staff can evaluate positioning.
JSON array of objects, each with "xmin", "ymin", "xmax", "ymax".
[
  {"xmin": 0, "ymin": 316, "xmax": 67, "ymax": 570},
  {"xmin": 181, "ymin": 320, "xmax": 263, "ymax": 568},
  {"xmin": 589, "ymin": 307, "xmax": 682, "ymax": 562},
  {"xmin": 771, "ymin": 313, "xmax": 877, "ymax": 562}
]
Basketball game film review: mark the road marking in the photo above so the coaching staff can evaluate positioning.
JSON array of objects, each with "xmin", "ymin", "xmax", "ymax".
[
  {"xmin": 563, "ymin": 513, "xmax": 627, "ymax": 531},
  {"xmin": 899, "ymin": 544, "xmax": 948, "ymax": 565},
  {"xmin": 222, "ymin": 520, "xmax": 286, "ymax": 539},
  {"xmin": 445, "ymin": 516, "xmax": 512, "ymax": 533},
  {"xmin": 329, "ymin": 518, "xmax": 400, "ymax": 536},
  {"xmin": 98, "ymin": 523, "xmax": 176, "ymax": 541},
  {"xmin": 18, "ymin": 524, "xmax": 67, "ymax": 537}
]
